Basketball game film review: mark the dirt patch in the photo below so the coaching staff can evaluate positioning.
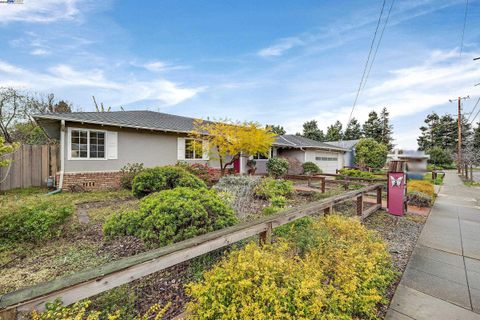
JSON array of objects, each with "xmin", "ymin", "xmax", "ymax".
[{"xmin": 363, "ymin": 210, "xmax": 427, "ymax": 318}]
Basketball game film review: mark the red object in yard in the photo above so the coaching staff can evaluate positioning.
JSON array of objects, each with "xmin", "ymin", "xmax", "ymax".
[
  {"xmin": 233, "ymin": 158, "xmax": 240, "ymax": 174},
  {"xmin": 387, "ymin": 161, "xmax": 407, "ymax": 216}
]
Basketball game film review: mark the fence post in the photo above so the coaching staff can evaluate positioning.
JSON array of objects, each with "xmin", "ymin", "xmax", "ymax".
[
  {"xmin": 259, "ymin": 222, "xmax": 273, "ymax": 245},
  {"xmin": 376, "ymin": 187, "xmax": 382, "ymax": 206},
  {"xmin": 321, "ymin": 177, "xmax": 326, "ymax": 193},
  {"xmin": 324, "ymin": 205, "xmax": 332, "ymax": 215},
  {"xmin": 356, "ymin": 194, "xmax": 363, "ymax": 216},
  {"xmin": 344, "ymin": 177, "xmax": 349, "ymax": 190}
]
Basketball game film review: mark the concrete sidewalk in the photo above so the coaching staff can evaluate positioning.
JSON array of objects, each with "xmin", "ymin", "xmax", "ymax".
[{"xmin": 386, "ymin": 172, "xmax": 480, "ymax": 320}]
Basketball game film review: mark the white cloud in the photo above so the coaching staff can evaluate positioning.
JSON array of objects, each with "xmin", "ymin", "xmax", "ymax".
[
  {"xmin": 0, "ymin": 60, "xmax": 204, "ymax": 107},
  {"xmin": 140, "ymin": 60, "xmax": 189, "ymax": 72},
  {"xmin": 0, "ymin": 0, "xmax": 80, "ymax": 24},
  {"xmin": 258, "ymin": 37, "xmax": 304, "ymax": 57},
  {"xmin": 31, "ymin": 48, "xmax": 49, "ymax": 56}
]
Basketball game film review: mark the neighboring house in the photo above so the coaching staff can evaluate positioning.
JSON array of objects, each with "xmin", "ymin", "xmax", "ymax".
[
  {"xmin": 387, "ymin": 149, "xmax": 430, "ymax": 172},
  {"xmin": 34, "ymin": 111, "xmax": 346, "ymax": 190},
  {"xmin": 324, "ymin": 139, "xmax": 360, "ymax": 168}
]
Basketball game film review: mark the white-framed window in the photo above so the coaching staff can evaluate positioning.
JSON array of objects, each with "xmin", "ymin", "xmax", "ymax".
[
  {"xmin": 315, "ymin": 156, "xmax": 337, "ymax": 161},
  {"xmin": 185, "ymin": 139, "xmax": 203, "ymax": 159},
  {"xmin": 68, "ymin": 128, "xmax": 108, "ymax": 160},
  {"xmin": 178, "ymin": 137, "xmax": 209, "ymax": 160},
  {"xmin": 252, "ymin": 148, "xmax": 272, "ymax": 160}
]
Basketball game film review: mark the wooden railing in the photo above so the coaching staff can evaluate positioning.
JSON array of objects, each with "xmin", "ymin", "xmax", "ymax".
[{"xmin": 0, "ymin": 184, "xmax": 383, "ymax": 318}]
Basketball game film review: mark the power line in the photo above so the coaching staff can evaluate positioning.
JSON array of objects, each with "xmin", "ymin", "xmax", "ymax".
[
  {"xmin": 470, "ymin": 102, "xmax": 480, "ymax": 125},
  {"xmin": 466, "ymin": 96, "xmax": 480, "ymax": 123},
  {"xmin": 346, "ymin": 0, "xmax": 387, "ymax": 127},
  {"xmin": 460, "ymin": 0, "xmax": 469, "ymax": 56},
  {"xmin": 361, "ymin": 0, "xmax": 395, "ymax": 91}
]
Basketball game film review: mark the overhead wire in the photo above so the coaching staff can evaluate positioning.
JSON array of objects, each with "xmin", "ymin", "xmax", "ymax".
[
  {"xmin": 361, "ymin": 0, "xmax": 396, "ymax": 91},
  {"xmin": 466, "ymin": 96, "xmax": 480, "ymax": 123},
  {"xmin": 345, "ymin": 0, "xmax": 387, "ymax": 128},
  {"xmin": 460, "ymin": 0, "xmax": 469, "ymax": 56}
]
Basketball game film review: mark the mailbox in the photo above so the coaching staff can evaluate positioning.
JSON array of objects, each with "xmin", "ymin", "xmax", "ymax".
[{"xmin": 387, "ymin": 161, "xmax": 407, "ymax": 216}]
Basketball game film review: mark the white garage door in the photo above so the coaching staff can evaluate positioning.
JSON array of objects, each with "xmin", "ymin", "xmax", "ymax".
[{"xmin": 314, "ymin": 154, "xmax": 339, "ymax": 174}]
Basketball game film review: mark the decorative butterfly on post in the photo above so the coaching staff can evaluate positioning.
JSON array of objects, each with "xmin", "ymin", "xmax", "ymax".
[{"xmin": 390, "ymin": 176, "xmax": 404, "ymax": 187}]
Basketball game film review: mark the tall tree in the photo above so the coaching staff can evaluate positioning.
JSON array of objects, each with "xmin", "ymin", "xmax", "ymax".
[
  {"xmin": 302, "ymin": 120, "xmax": 324, "ymax": 141},
  {"xmin": 0, "ymin": 88, "xmax": 27, "ymax": 143},
  {"xmin": 325, "ymin": 120, "xmax": 343, "ymax": 141},
  {"xmin": 267, "ymin": 124, "xmax": 286, "ymax": 135},
  {"xmin": 362, "ymin": 111, "xmax": 383, "ymax": 142},
  {"xmin": 343, "ymin": 118, "xmax": 363, "ymax": 140},
  {"xmin": 379, "ymin": 107, "xmax": 394, "ymax": 150},
  {"xmin": 0, "ymin": 136, "xmax": 19, "ymax": 167},
  {"xmin": 417, "ymin": 112, "xmax": 471, "ymax": 151},
  {"xmin": 191, "ymin": 119, "xmax": 275, "ymax": 175},
  {"xmin": 474, "ymin": 122, "xmax": 480, "ymax": 150}
]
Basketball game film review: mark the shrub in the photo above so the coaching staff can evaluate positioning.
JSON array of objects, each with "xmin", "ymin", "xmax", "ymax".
[
  {"xmin": 119, "ymin": 163, "xmax": 144, "ymax": 190},
  {"xmin": 214, "ymin": 175, "xmax": 260, "ymax": 216},
  {"xmin": 186, "ymin": 215, "xmax": 395, "ymax": 320},
  {"xmin": 355, "ymin": 138, "xmax": 388, "ymax": 169},
  {"xmin": 338, "ymin": 168, "xmax": 377, "ymax": 179},
  {"xmin": 407, "ymin": 191, "xmax": 432, "ymax": 207},
  {"xmin": 104, "ymin": 187, "xmax": 237, "ymax": 246},
  {"xmin": 427, "ymin": 146, "xmax": 453, "ymax": 167},
  {"xmin": 407, "ymin": 180, "xmax": 434, "ymax": 197},
  {"xmin": 266, "ymin": 157, "xmax": 289, "ymax": 178},
  {"xmin": 254, "ymin": 177, "xmax": 293, "ymax": 200},
  {"xmin": 131, "ymin": 166, "xmax": 206, "ymax": 198},
  {"xmin": 177, "ymin": 162, "xmax": 220, "ymax": 186},
  {"xmin": 32, "ymin": 299, "xmax": 170, "ymax": 320},
  {"xmin": 302, "ymin": 161, "xmax": 321, "ymax": 175},
  {"xmin": 0, "ymin": 198, "xmax": 74, "ymax": 245}
]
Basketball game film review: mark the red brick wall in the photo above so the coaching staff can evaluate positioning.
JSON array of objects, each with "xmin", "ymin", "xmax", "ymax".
[{"xmin": 56, "ymin": 171, "xmax": 122, "ymax": 191}]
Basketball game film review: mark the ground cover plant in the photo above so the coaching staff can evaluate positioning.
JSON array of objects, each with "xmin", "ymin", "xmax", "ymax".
[
  {"xmin": 407, "ymin": 180, "xmax": 434, "ymax": 198},
  {"xmin": 302, "ymin": 161, "xmax": 321, "ymax": 175},
  {"xmin": 254, "ymin": 177, "xmax": 293, "ymax": 214},
  {"xmin": 186, "ymin": 215, "xmax": 395, "ymax": 320},
  {"xmin": 104, "ymin": 187, "xmax": 237, "ymax": 246},
  {"xmin": 132, "ymin": 166, "xmax": 206, "ymax": 198},
  {"xmin": 176, "ymin": 162, "xmax": 221, "ymax": 186},
  {"xmin": 338, "ymin": 168, "xmax": 377, "ymax": 179}
]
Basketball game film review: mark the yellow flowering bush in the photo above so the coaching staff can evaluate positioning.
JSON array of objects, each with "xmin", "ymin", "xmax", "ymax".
[
  {"xmin": 31, "ymin": 299, "xmax": 170, "ymax": 320},
  {"xmin": 187, "ymin": 215, "xmax": 395, "ymax": 320},
  {"xmin": 407, "ymin": 180, "xmax": 434, "ymax": 197}
]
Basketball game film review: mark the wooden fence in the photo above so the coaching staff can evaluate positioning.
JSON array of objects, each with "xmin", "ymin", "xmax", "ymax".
[
  {"xmin": 0, "ymin": 183, "xmax": 383, "ymax": 318},
  {"xmin": 0, "ymin": 145, "xmax": 59, "ymax": 192}
]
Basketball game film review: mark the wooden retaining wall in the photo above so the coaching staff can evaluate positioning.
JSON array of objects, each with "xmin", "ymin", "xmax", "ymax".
[{"xmin": 0, "ymin": 145, "xmax": 59, "ymax": 192}]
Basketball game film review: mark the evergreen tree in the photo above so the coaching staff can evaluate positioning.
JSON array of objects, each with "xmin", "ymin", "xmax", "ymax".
[
  {"xmin": 267, "ymin": 125, "xmax": 286, "ymax": 135},
  {"xmin": 362, "ymin": 111, "xmax": 382, "ymax": 141},
  {"xmin": 325, "ymin": 120, "xmax": 343, "ymax": 141},
  {"xmin": 417, "ymin": 112, "xmax": 471, "ymax": 151},
  {"xmin": 379, "ymin": 107, "xmax": 394, "ymax": 150},
  {"xmin": 343, "ymin": 118, "xmax": 363, "ymax": 140},
  {"xmin": 302, "ymin": 120, "xmax": 324, "ymax": 141},
  {"xmin": 474, "ymin": 122, "xmax": 480, "ymax": 149}
]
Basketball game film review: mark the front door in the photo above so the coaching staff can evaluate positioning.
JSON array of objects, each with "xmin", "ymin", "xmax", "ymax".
[{"xmin": 233, "ymin": 158, "xmax": 240, "ymax": 173}]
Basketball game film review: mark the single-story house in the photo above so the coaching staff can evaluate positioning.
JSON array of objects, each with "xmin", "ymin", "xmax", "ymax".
[
  {"xmin": 387, "ymin": 149, "xmax": 430, "ymax": 172},
  {"xmin": 34, "ymin": 111, "xmax": 346, "ymax": 190},
  {"xmin": 324, "ymin": 139, "xmax": 360, "ymax": 168}
]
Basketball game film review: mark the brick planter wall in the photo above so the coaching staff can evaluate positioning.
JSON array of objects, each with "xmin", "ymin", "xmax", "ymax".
[{"xmin": 56, "ymin": 171, "xmax": 122, "ymax": 191}]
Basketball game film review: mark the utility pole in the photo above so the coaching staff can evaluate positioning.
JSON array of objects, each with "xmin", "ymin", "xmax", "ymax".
[{"xmin": 450, "ymin": 96, "xmax": 469, "ymax": 174}]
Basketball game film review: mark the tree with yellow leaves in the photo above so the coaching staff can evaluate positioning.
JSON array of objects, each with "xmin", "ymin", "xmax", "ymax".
[
  {"xmin": 0, "ymin": 136, "xmax": 19, "ymax": 167},
  {"xmin": 191, "ymin": 119, "xmax": 276, "ymax": 175}
]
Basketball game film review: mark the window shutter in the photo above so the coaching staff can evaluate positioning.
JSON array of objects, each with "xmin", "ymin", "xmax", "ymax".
[
  {"xmin": 177, "ymin": 137, "xmax": 186, "ymax": 160},
  {"xmin": 107, "ymin": 131, "xmax": 118, "ymax": 159},
  {"xmin": 202, "ymin": 140, "xmax": 209, "ymax": 160}
]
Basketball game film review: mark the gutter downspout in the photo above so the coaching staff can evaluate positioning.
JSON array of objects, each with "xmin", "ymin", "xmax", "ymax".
[{"xmin": 58, "ymin": 119, "xmax": 65, "ymax": 190}]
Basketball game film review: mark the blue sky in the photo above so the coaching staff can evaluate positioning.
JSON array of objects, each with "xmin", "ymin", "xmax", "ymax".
[{"xmin": 1, "ymin": 0, "xmax": 479, "ymax": 149}]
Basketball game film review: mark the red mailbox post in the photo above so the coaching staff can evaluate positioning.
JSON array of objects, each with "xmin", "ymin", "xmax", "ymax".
[{"xmin": 387, "ymin": 161, "xmax": 407, "ymax": 216}]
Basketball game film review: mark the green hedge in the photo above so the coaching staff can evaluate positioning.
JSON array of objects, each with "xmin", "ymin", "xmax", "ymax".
[
  {"xmin": 131, "ymin": 166, "xmax": 206, "ymax": 198},
  {"xmin": 0, "ymin": 198, "xmax": 74, "ymax": 245},
  {"xmin": 104, "ymin": 187, "xmax": 237, "ymax": 246}
]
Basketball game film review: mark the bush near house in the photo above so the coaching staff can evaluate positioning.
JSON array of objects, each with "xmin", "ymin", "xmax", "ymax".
[
  {"xmin": 176, "ymin": 162, "xmax": 221, "ymax": 186},
  {"xmin": 0, "ymin": 198, "xmax": 74, "ymax": 246},
  {"xmin": 355, "ymin": 138, "xmax": 388, "ymax": 169},
  {"xmin": 407, "ymin": 191, "xmax": 433, "ymax": 207},
  {"xmin": 119, "ymin": 163, "xmax": 145, "ymax": 190},
  {"xmin": 104, "ymin": 187, "xmax": 236, "ymax": 246},
  {"xmin": 186, "ymin": 215, "xmax": 395, "ymax": 320},
  {"xmin": 427, "ymin": 146, "xmax": 453, "ymax": 167},
  {"xmin": 302, "ymin": 161, "xmax": 321, "ymax": 175},
  {"xmin": 338, "ymin": 168, "xmax": 377, "ymax": 179},
  {"xmin": 131, "ymin": 166, "xmax": 206, "ymax": 198},
  {"xmin": 266, "ymin": 157, "xmax": 289, "ymax": 178}
]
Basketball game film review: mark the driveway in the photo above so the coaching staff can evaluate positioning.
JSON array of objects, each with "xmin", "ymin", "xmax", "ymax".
[{"xmin": 386, "ymin": 171, "xmax": 480, "ymax": 319}]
